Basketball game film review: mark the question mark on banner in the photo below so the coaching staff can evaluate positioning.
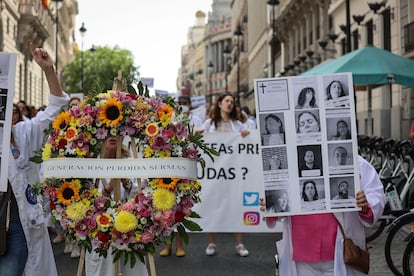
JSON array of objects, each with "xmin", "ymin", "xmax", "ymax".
[{"xmin": 241, "ymin": 167, "xmax": 248, "ymax": 179}]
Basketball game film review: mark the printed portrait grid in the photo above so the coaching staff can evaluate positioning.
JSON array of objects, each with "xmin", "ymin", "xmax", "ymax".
[{"xmin": 254, "ymin": 73, "xmax": 360, "ymax": 216}]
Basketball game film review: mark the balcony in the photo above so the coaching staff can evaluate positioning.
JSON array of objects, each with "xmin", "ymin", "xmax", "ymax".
[{"xmin": 17, "ymin": 1, "xmax": 49, "ymax": 54}]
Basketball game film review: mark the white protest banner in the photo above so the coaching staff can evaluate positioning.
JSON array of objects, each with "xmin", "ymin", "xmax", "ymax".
[
  {"xmin": 254, "ymin": 73, "xmax": 361, "ymax": 217},
  {"xmin": 0, "ymin": 53, "xmax": 17, "ymax": 192},
  {"xmin": 193, "ymin": 130, "xmax": 281, "ymax": 232},
  {"xmin": 43, "ymin": 157, "xmax": 197, "ymax": 180}
]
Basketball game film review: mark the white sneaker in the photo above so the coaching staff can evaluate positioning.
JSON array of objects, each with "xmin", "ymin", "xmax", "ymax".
[
  {"xmin": 70, "ymin": 242, "xmax": 80, "ymax": 258},
  {"xmin": 235, "ymin": 243, "xmax": 249, "ymax": 257},
  {"xmin": 63, "ymin": 239, "xmax": 72, "ymax": 254},
  {"xmin": 205, "ymin": 243, "xmax": 216, "ymax": 256}
]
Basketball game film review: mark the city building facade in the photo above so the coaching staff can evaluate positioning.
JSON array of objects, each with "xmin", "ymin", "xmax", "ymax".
[
  {"xmin": 179, "ymin": 0, "xmax": 414, "ymax": 140},
  {"xmin": 0, "ymin": 0, "xmax": 78, "ymax": 108}
]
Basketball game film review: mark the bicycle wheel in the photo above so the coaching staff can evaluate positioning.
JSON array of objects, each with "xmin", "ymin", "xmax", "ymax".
[
  {"xmin": 402, "ymin": 234, "xmax": 414, "ymax": 276},
  {"xmin": 385, "ymin": 212, "xmax": 414, "ymax": 276},
  {"xmin": 365, "ymin": 218, "xmax": 386, "ymax": 242}
]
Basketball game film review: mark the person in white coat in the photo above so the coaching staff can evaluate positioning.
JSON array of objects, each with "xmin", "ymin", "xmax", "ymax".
[
  {"xmin": 201, "ymin": 93, "xmax": 250, "ymax": 257},
  {"xmin": 263, "ymin": 156, "xmax": 386, "ymax": 275},
  {"xmin": 0, "ymin": 42, "xmax": 70, "ymax": 276}
]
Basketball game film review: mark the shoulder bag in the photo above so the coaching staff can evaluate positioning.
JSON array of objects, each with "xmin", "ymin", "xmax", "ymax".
[{"xmin": 336, "ymin": 217, "xmax": 369, "ymax": 274}]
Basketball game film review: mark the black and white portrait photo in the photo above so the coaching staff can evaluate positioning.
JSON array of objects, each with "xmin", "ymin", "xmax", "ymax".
[
  {"xmin": 259, "ymin": 113, "xmax": 286, "ymax": 146},
  {"xmin": 297, "ymin": 145, "xmax": 323, "ymax": 177},
  {"xmin": 328, "ymin": 143, "xmax": 354, "ymax": 175},
  {"xmin": 326, "ymin": 117, "xmax": 352, "ymax": 141},
  {"xmin": 265, "ymin": 189, "xmax": 290, "ymax": 214},
  {"xmin": 299, "ymin": 178, "xmax": 326, "ymax": 211}
]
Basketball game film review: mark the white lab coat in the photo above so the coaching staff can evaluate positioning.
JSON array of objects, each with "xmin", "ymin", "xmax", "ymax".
[
  {"xmin": 277, "ymin": 156, "xmax": 386, "ymax": 276},
  {"xmin": 8, "ymin": 93, "xmax": 69, "ymax": 276}
]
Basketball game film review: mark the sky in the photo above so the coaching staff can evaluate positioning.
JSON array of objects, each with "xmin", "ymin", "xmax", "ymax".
[{"xmin": 75, "ymin": 0, "xmax": 212, "ymax": 93}]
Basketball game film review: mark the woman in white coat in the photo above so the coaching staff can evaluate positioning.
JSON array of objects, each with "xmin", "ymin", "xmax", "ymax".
[
  {"xmin": 0, "ymin": 43, "xmax": 70, "ymax": 276},
  {"xmin": 267, "ymin": 156, "xmax": 386, "ymax": 275},
  {"xmin": 201, "ymin": 93, "xmax": 250, "ymax": 257}
]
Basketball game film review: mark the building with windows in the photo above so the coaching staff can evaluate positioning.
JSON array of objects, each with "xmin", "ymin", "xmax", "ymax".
[{"xmin": 0, "ymin": 0, "xmax": 78, "ymax": 108}]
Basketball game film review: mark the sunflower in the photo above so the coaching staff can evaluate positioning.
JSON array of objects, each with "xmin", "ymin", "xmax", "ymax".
[
  {"xmin": 52, "ymin": 111, "xmax": 70, "ymax": 131},
  {"xmin": 145, "ymin": 123, "xmax": 159, "ymax": 137},
  {"xmin": 56, "ymin": 181, "xmax": 81, "ymax": 205},
  {"xmin": 99, "ymin": 97, "xmax": 123, "ymax": 127},
  {"xmin": 157, "ymin": 178, "xmax": 179, "ymax": 190}
]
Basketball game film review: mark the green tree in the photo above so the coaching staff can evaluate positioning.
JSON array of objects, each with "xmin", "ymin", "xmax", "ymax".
[{"xmin": 61, "ymin": 46, "xmax": 139, "ymax": 94}]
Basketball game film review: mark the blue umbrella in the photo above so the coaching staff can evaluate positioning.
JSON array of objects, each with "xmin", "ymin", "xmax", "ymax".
[{"xmin": 301, "ymin": 45, "xmax": 414, "ymax": 88}]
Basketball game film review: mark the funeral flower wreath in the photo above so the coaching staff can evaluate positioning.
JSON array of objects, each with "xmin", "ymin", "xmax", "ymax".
[{"xmin": 33, "ymin": 89, "xmax": 215, "ymax": 266}]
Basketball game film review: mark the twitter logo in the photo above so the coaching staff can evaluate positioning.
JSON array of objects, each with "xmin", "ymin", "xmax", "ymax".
[{"xmin": 243, "ymin": 192, "xmax": 259, "ymax": 206}]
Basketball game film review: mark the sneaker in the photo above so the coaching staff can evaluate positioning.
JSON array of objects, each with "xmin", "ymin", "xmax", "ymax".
[
  {"xmin": 235, "ymin": 244, "xmax": 249, "ymax": 257},
  {"xmin": 63, "ymin": 239, "xmax": 72, "ymax": 254},
  {"xmin": 70, "ymin": 242, "xmax": 80, "ymax": 258},
  {"xmin": 205, "ymin": 243, "xmax": 216, "ymax": 256}
]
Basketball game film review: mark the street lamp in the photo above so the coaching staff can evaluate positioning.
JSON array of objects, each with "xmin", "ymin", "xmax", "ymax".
[
  {"xmin": 234, "ymin": 24, "xmax": 243, "ymax": 105},
  {"xmin": 53, "ymin": 0, "xmax": 63, "ymax": 71},
  {"xmin": 223, "ymin": 45, "xmax": 231, "ymax": 93},
  {"xmin": 79, "ymin": 22, "xmax": 87, "ymax": 93},
  {"xmin": 208, "ymin": 61, "xmax": 214, "ymax": 105},
  {"xmin": 267, "ymin": 0, "xmax": 279, "ymax": 77}
]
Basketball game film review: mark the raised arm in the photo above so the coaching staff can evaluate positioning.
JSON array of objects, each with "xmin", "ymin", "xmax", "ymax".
[{"xmin": 29, "ymin": 42, "xmax": 63, "ymax": 98}]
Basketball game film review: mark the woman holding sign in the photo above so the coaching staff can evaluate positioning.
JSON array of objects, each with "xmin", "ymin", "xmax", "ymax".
[
  {"xmin": 201, "ymin": 92, "xmax": 250, "ymax": 257},
  {"xmin": 261, "ymin": 156, "xmax": 386, "ymax": 275},
  {"xmin": 0, "ymin": 43, "xmax": 70, "ymax": 276}
]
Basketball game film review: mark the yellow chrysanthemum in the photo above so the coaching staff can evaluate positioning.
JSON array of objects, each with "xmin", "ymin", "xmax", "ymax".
[
  {"xmin": 114, "ymin": 211, "xmax": 138, "ymax": 233},
  {"xmin": 56, "ymin": 181, "xmax": 81, "ymax": 205},
  {"xmin": 96, "ymin": 213, "xmax": 112, "ymax": 228},
  {"xmin": 145, "ymin": 123, "xmax": 159, "ymax": 137},
  {"xmin": 157, "ymin": 178, "xmax": 179, "ymax": 190},
  {"xmin": 159, "ymin": 114, "xmax": 171, "ymax": 128},
  {"xmin": 99, "ymin": 97, "xmax": 123, "ymax": 127},
  {"xmin": 42, "ymin": 143, "xmax": 52, "ymax": 160},
  {"xmin": 159, "ymin": 150, "xmax": 171, "ymax": 158},
  {"xmin": 144, "ymin": 146, "xmax": 154, "ymax": 158},
  {"xmin": 66, "ymin": 201, "xmax": 89, "ymax": 221},
  {"xmin": 52, "ymin": 111, "xmax": 70, "ymax": 131},
  {"xmin": 153, "ymin": 188, "xmax": 175, "ymax": 211}
]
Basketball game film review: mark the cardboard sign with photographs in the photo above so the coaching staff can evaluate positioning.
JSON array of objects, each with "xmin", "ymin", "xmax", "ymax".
[
  {"xmin": 0, "ymin": 53, "xmax": 17, "ymax": 192},
  {"xmin": 254, "ymin": 73, "xmax": 360, "ymax": 216}
]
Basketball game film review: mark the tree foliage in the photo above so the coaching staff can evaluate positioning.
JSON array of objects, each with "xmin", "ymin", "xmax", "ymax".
[{"xmin": 61, "ymin": 46, "xmax": 139, "ymax": 94}]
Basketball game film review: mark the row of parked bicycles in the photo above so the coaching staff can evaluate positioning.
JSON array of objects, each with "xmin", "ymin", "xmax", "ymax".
[{"xmin": 359, "ymin": 135, "xmax": 414, "ymax": 276}]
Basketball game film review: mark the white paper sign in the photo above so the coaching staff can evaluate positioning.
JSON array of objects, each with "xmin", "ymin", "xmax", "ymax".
[
  {"xmin": 254, "ymin": 73, "xmax": 361, "ymax": 216},
  {"xmin": 193, "ymin": 131, "xmax": 280, "ymax": 233},
  {"xmin": 0, "ymin": 53, "xmax": 17, "ymax": 192}
]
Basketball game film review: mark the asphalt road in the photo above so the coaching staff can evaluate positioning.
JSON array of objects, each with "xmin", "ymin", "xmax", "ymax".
[{"xmin": 52, "ymin": 230, "xmax": 395, "ymax": 276}]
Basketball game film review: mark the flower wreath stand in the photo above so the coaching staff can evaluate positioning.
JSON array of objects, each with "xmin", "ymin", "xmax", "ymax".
[{"xmin": 35, "ymin": 73, "xmax": 210, "ymax": 276}]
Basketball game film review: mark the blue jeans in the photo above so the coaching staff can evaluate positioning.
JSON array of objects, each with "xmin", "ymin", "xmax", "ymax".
[{"xmin": 0, "ymin": 219, "xmax": 28, "ymax": 276}]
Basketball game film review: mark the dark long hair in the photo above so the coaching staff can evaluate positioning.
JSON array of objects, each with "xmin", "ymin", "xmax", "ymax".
[
  {"xmin": 264, "ymin": 114, "xmax": 284, "ymax": 134},
  {"xmin": 297, "ymin": 87, "xmax": 316, "ymax": 107},
  {"xmin": 211, "ymin": 93, "xmax": 238, "ymax": 128},
  {"xmin": 302, "ymin": 180, "xmax": 319, "ymax": 201}
]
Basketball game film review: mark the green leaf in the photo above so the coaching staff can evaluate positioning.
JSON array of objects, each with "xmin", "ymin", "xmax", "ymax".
[
  {"xmin": 130, "ymin": 252, "xmax": 137, "ymax": 268},
  {"xmin": 182, "ymin": 218, "xmax": 202, "ymax": 232},
  {"xmin": 113, "ymin": 250, "xmax": 122, "ymax": 263},
  {"xmin": 189, "ymin": 211, "xmax": 202, "ymax": 218},
  {"xmin": 177, "ymin": 224, "xmax": 189, "ymax": 244}
]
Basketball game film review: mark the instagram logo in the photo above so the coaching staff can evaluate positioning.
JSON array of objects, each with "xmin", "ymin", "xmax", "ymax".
[{"xmin": 243, "ymin": 212, "xmax": 260, "ymax": 226}]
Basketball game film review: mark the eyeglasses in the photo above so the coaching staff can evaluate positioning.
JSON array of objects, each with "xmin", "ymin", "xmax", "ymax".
[{"xmin": 12, "ymin": 109, "xmax": 19, "ymax": 114}]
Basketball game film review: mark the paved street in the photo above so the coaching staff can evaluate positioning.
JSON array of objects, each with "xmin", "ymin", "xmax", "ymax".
[{"xmin": 53, "ymin": 229, "xmax": 396, "ymax": 276}]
